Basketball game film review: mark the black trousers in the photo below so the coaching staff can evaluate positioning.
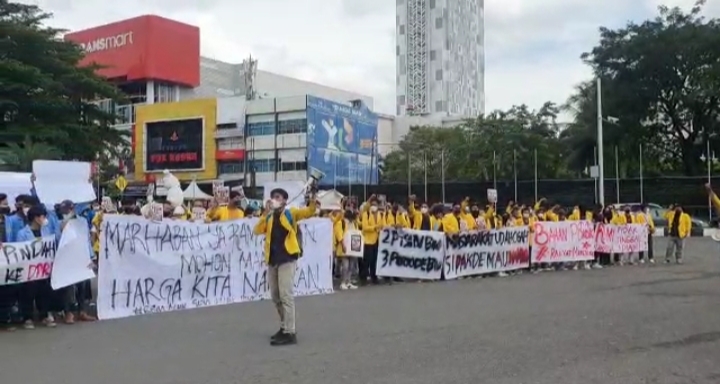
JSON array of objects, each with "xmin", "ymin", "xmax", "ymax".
[
  {"xmin": 359, "ymin": 243, "xmax": 378, "ymax": 282},
  {"xmin": 0, "ymin": 285, "xmax": 18, "ymax": 322},
  {"xmin": 639, "ymin": 234, "xmax": 654, "ymax": 260},
  {"xmin": 18, "ymin": 280, "xmax": 52, "ymax": 321}
]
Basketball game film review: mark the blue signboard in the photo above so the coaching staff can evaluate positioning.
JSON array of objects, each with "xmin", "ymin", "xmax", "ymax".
[{"xmin": 306, "ymin": 96, "xmax": 379, "ymax": 186}]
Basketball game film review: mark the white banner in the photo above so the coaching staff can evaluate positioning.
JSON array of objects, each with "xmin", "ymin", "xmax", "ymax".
[
  {"xmin": 376, "ymin": 228, "xmax": 444, "ymax": 280},
  {"xmin": 98, "ymin": 216, "xmax": 334, "ymax": 320},
  {"xmin": 594, "ymin": 224, "xmax": 649, "ymax": 253},
  {"xmin": 444, "ymin": 227, "xmax": 530, "ymax": 279},
  {"xmin": 531, "ymin": 221, "xmax": 595, "ymax": 263},
  {"xmin": 1, "ymin": 236, "xmax": 57, "ymax": 285}
]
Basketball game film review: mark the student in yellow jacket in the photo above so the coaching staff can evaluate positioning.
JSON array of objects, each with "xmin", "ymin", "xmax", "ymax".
[
  {"xmin": 360, "ymin": 197, "xmax": 385, "ymax": 284},
  {"xmin": 441, "ymin": 203, "xmax": 465, "ymax": 234},
  {"xmin": 253, "ymin": 188, "xmax": 315, "ymax": 346},
  {"xmin": 459, "ymin": 197, "xmax": 477, "ymax": 230},
  {"xmin": 634, "ymin": 205, "xmax": 655, "ymax": 263},
  {"xmin": 333, "ymin": 209, "xmax": 360, "ymax": 290},
  {"xmin": 664, "ymin": 204, "xmax": 692, "ymax": 264},
  {"xmin": 385, "ymin": 203, "xmax": 410, "ymax": 228},
  {"xmin": 407, "ymin": 195, "xmax": 434, "ymax": 230},
  {"xmin": 207, "ymin": 191, "xmax": 245, "ymax": 222}
]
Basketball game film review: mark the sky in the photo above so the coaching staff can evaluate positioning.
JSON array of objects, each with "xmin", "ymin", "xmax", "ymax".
[{"xmin": 24, "ymin": 0, "xmax": 720, "ymax": 120}]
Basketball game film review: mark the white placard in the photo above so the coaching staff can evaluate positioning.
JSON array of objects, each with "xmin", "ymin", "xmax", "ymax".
[
  {"xmin": 0, "ymin": 236, "xmax": 57, "ymax": 285},
  {"xmin": 0, "ymin": 172, "xmax": 32, "ymax": 207},
  {"xmin": 51, "ymin": 219, "xmax": 95, "ymax": 289},
  {"xmin": 444, "ymin": 227, "xmax": 530, "ymax": 279},
  {"xmin": 97, "ymin": 215, "xmax": 334, "ymax": 320},
  {"xmin": 595, "ymin": 224, "xmax": 648, "ymax": 254},
  {"xmin": 342, "ymin": 229, "xmax": 364, "ymax": 257},
  {"xmin": 376, "ymin": 228, "xmax": 444, "ymax": 280},
  {"xmin": 32, "ymin": 160, "xmax": 96, "ymax": 204},
  {"xmin": 487, "ymin": 189, "xmax": 497, "ymax": 204}
]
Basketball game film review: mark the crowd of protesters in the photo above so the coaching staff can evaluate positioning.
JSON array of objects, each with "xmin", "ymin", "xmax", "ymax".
[{"xmin": 1, "ymin": 179, "xmax": 717, "ymax": 334}]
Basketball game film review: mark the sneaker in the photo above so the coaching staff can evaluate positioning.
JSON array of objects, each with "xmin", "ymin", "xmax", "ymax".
[
  {"xmin": 639, "ymin": 259, "xmax": 645, "ymax": 264},
  {"xmin": 270, "ymin": 329, "xmax": 284, "ymax": 342},
  {"xmin": 497, "ymin": 272, "xmax": 508, "ymax": 278},
  {"xmin": 339, "ymin": 283, "xmax": 348, "ymax": 290},
  {"xmin": 42, "ymin": 316, "xmax": 57, "ymax": 328},
  {"xmin": 78, "ymin": 312, "xmax": 97, "ymax": 322},
  {"xmin": 1, "ymin": 323, "xmax": 17, "ymax": 332},
  {"xmin": 592, "ymin": 263, "xmax": 603, "ymax": 269},
  {"xmin": 270, "ymin": 332, "xmax": 297, "ymax": 346},
  {"xmin": 649, "ymin": 259, "xmax": 655, "ymax": 264},
  {"xmin": 23, "ymin": 320, "xmax": 34, "ymax": 330},
  {"xmin": 676, "ymin": 259, "xmax": 683, "ymax": 265},
  {"xmin": 347, "ymin": 283, "xmax": 358, "ymax": 290}
]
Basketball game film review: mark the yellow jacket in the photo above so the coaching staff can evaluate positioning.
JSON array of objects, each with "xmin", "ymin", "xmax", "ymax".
[
  {"xmin": 613, "ymin": 212, "xmax": 635, "ymax": 224},
  {"xmin": 408, "ymin": 204, "xmax": 434, "ymax": 230},
  {"xmin": 361, "ymin": 211, "xmax": 385, "ymax": 245},
  {"xmin": 711, "ymin": 192, "xmax": 720, "ymax": 213},
  {"xmin": 459, "ymin": 200, "xmax": 477, "ymax": 230},
  {"xmin": 441, "ymin": 213, "xmax": 462, "ymax": 234},
  {"xmin": 568, "ymin": 208, "xmax": 581, "ymax": 220},
  {"xmin": 208, "ymin": 206, "xmax": 244, "ymax": 222},
  {"xmin": 253, "ymin": 202, "xmax": 316, "ymax": 263},
  {"xmin": 385, "ymin": 211, "xmax": 410, "ymax": 228},
  {"xmin": 634, "ymin": 212, "xmax": 655, "ymax": 234},
  {"xmin": 91, "ymin": 211, "xmax": 104, "ymax": 253},
  {"xmin": 665, "ymin": 211, "xmax": 692, "ymax": 238},
  {"xmin": 333, "ymin": 218, "xmax": 359, "ymax": 257}
]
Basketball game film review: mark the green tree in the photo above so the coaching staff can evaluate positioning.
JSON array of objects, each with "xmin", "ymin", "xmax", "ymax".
[
  {"xmin": 0, "ymin": 0, "xmax": 128, "ymax": 165},
  {"xmin": 575, "ymin": 0, "xmax": 720, "ymax": 176},
  {"xmin": 381, "ymin": 104, "xmax": 570, "ymax": 184}
]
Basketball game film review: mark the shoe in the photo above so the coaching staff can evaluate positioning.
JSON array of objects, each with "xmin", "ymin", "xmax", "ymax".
[
  {"xmin": 43, "ymin": 316, "xmax": 57, "ymax": 328},
  {"xmin": 572, "ymin": 265, "xmax": 579, "ymax": 271},
  {"xmin": 339, "ymin": 283, "xmax": 348, "ymax": 290},
  {"xmin": 639, "ymin": 259, "xmax": 645, "ymax": 264},
  {"xmin": 270, "ymin": 332, "xmax": 297, "ymax": 346},
  {"xmin": 593, "ymin": 264, "xmax": 603, "ymax": 269},
  {"xmin": 348, "ymin": 283, "xmax": 358, "ymax": 290},
  {"xmin": 584, "ymin": 264, "xmax": 592, "ymax": 270},
  {"xmin": 23, "ymin": 320, "xmax": 34, "ymax": 330},
  {"xmin": 676, "ymin": 259, "xmax": 683, "ymax": 265},
  {"xmin": 78, "ymin": 312, "xmax": 97, "ymax": 322},
  {"xmin": 64, "ymin": 312, "xmax": 75, "ymax": 325},
  {"xmin": 649, "ymin": 259, "xmax": 655, "ymax": 264},
  {"xmin": 270, "ymin": 329, "xmax": 284, "ymax": 342},
  {"xmin": 371, "ymin": 278, "xmax": 380, "ymax": 285},
  {"xmin": 497, "ymin": 272, "xmax": 508, "ymax": 278}
]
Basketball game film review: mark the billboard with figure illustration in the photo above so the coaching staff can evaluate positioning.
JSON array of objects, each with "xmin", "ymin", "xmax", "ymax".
[{"xmin": 306, "ymin": 96, "xmax": 379, "ymax": 186}]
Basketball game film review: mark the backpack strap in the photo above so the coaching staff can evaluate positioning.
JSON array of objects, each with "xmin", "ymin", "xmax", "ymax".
[{"xmin": 266, "ymin": 209, "xmax": 295, "ymax": 226}]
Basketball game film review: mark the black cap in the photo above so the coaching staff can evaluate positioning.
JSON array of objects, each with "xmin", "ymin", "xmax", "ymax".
[{"xmin": 270, "ymin": 188, "xmax": 288, "ymax": 200}]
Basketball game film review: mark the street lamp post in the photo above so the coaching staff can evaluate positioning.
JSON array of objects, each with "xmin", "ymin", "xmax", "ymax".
[{"xmin": 596, "ymin": 78, "xmax": 605, "ymax": 206}]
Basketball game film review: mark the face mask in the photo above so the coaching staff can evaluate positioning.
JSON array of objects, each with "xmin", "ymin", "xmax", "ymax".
[
  {"xmin": 370, "ymin": 206, "xmax": 378, "ymax": 213},
  {"xmin": 465, "ymin": 207, "xmax": 470, "ymax": 213},
  {"xmin": 271, "ymin": 199, "xmax": 282, "ymax": 209},
  {"xmin": 453, "ymin": 208, "xmax": 460, "ymax": 214},
  {"xmin": 22, "ymin": 207, "xmax": 29, "ymax": 215},
  {"xmin": 420, "ymin": 207, "xmax": 428, "ymax": 214},
  {"xmin": 0, "ymin": 206, "xmax": 10, "ymax": 214},
  {"xmin": 522, "ymin": 213, "xmax": 529, "ymax": 218},
  {"xmin": 41, "ymin": 218, "xmax": 49, "ymax": 226}
]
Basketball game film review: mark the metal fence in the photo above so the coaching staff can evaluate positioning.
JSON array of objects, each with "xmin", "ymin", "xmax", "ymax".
[{"xmin": 328, "ymin": 176, "xmax": 718, "ymax": 219}]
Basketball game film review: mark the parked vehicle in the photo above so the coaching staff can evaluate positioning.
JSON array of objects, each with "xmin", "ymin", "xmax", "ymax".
[{"xmin": 612, "ymin": 203, "xmax": 708, "ymax": 236}]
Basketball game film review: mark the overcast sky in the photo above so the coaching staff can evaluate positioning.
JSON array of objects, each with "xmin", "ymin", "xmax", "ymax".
[{"xmin": 26, "ymin": 0, "xmax": 720, "ymax": 119}]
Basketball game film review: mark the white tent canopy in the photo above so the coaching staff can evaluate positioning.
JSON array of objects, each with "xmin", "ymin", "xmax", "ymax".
[{"xmin": 183, "ymin": 181, "xmax": 213, "ymax": 200}]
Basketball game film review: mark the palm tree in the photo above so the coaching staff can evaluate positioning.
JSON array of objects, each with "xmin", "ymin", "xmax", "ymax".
[{"xmin": 0, "ymin": 135, "xmax": 62, "ymax": 172}]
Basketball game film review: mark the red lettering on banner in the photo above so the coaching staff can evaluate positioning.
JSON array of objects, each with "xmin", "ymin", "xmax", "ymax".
[
  {"xmin": 508, "ymin": 247, "xmax": 530, "ymax": 265},
  {"xmin": 26, "ymin": 261, "xmax": 52, "ymax": 280},
  {"xmin": 150, "ymin": 152, "xmax": 198, "ymax": 164}
]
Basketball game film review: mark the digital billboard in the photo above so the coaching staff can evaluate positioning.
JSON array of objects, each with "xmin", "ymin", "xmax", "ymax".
[
  {"xmin": 306, "ymin": 96, "xmax": 379, "ymax": 186},
  {"xmin": 145, "ymin": 118, "xmax": 204, "ymax": 171}
]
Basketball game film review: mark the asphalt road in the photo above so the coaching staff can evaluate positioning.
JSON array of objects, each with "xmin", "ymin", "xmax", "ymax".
[{"xmin": 1, "ymin": 238, "xmax": 720, "ymax": 384}]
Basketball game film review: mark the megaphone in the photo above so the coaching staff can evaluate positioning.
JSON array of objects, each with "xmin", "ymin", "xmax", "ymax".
[{"xmin": 289, "ymin": 167, "xmax": 325, "ymax": 205}]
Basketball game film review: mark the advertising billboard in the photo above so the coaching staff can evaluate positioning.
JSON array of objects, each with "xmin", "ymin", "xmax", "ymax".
[
  {"xmin": 306, "ymin": 96, "xmax": 379, "ymax": 186},
  {"xmin": 64, "ymin": 15, "xmax": 200, "ymax": 87},
  {"xmin": 134, "ymin": 98, "xmax": 217, "ymax": 181},
  {"xmin": 145, "ymin": 118, "xmax": 204, "ymax": 171}
]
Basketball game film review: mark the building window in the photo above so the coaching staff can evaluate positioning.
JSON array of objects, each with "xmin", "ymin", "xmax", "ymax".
[
  {"xmin": 277, "ymin": 118, "xmax": 307, "ymax": 135},
  {"xmin": 399, "ymin": 25, "xmax": 405, "ymax": 35},
  {"xmin": 280, "ymin": 161, "xmax": 307, "ymax": 172},
  {"xmin": 217, "ymin": 137, "xmax": 244, "ymax": 150},
  {"xmin": 248, "ymin": 158, "xmax": 277, "ymax": 173},
  {"xmin": 218, "ymin": 161, "xmax": 245, "ymax": 174},
  {"xmin": 435, "ymin": 70, "xmax": 443, "ymax": 81},
  {"xmin": 247, "ymin": 121, "xmax": 276, "ymax": 136},
  {"xmin": 435, "ymin": 17, "xmax": 443, "ymax": 28},
  {"xmin": 430, "ymin": 50, "xmax": 437, "ymax": 61}
]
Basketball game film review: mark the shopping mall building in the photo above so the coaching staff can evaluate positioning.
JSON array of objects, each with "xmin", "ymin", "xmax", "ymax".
[{"xmin": 64, "ymin": 15, "xmax": 398, "ymax": 194}]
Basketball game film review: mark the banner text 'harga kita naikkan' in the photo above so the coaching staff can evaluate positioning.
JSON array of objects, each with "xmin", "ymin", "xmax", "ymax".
[{"xmin": 306, "ymin": 96, "xmax": 379, "ymax": 186}]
